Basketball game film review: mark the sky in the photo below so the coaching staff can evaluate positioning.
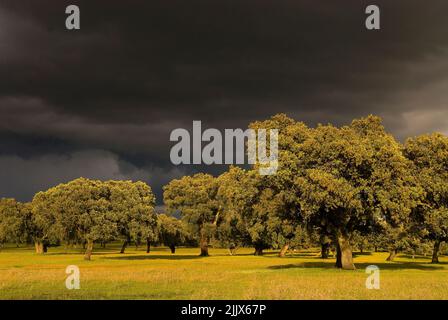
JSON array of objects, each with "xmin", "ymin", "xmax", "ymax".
[{"xmin": 1, "ymin": 0, "xmax": 448, "ymax": 204}]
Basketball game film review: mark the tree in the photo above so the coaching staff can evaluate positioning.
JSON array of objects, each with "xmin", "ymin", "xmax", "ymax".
[
  {"xmin": 105, "ymin": 180, "xmax": 157, "ymax": 254},
  {"xmin": 251, "ymin": 186, "xmax": 290, "ymax": 256},
  {"xmin": 157, "ymin": 214, "xmax": 188, "ymax": 253},
  {"xmin": 290, "ymin": 225, "xmax": 319, "ymax": 253},
  {"xmin": 217, "ymin": 167, "xmax": 273, "ymax": 256},
  {"xmin": 163, "ymin": 173, "xmax": 220, "ymax": 256},
  {"xmin": 319, "ymin": 234, "xmax": 332, "ymax": 258},
  {"xmin": 32, "ymin": 178, "xmax": 119, "ymax": 260},
  {"xmin": 217, "ymin": 166, "xmax": 296, "ymax": 256},
  {"xmin": 0, "ymin": 199, "xmax": 29, "ymax": 249},
  {"xmin": 248, "ymin": 115, "xmax": 311, "ymax": 256},
  {"xmin": 31, "ymin": 178, "xmax": 157, "ymax": 259},
  {"xmin": 350, "ymin": 231, "xmax": 370, "ymax": 254},
  {"xmin": 381, "ymin": 223, "xmax": 412, "ymax": 261},
  {"xmin": 258, "ymin": 115, "xmax": 421, "ymax": 269},
  {"xmin": 30, "ymin": 190, "xmax": 63, "ymax": 254},
  {"xmin": 405, "ymin": 133, "xmax": 448, "ymax": 263},
  {"xmin": 216, "ymin": 167, "xmax": 254, "ymax": 255},
  {"xmin": 304, "ymin": 117, "xmax": 421, "ymax": 269}
]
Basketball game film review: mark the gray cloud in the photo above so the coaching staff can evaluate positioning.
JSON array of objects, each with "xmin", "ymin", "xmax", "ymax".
[
  {"xmin": 0, "ymin": 0, "xmax": 448, "ymax": 202},
  {"xmin": 0, "ymin": 149, "xmax": 185, "ymax": 203}
]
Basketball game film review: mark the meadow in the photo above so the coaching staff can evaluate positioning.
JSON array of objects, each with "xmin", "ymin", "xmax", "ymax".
[{"xmin": 0, "ymin": 244, "xmax": 447, "ymax": 300}]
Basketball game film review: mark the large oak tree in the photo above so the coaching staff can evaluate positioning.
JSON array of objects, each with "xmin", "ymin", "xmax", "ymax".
[{"xmin": 252, "ymin": 114, "xmax": 421, "ymax": 269}]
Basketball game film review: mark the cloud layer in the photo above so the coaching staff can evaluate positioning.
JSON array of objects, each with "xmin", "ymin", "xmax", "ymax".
[{"xmin": 1, "ymin": 0, "xmax": 448, "ymax": 202}]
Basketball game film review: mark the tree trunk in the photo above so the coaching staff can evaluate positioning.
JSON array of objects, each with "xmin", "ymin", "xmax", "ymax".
[
  {"xmin": 34, "ymin": 241, "xmax": 44, "ymax": 254},
  {"xmin": 146, "ymin": 238, "xmax": 151, "ymax": 253},
  {"xmin": 199, "ymin": 235, "xmax": 209, "ymax": 256},
  {"xmin": 120, "ymin": 240, "xmax": 128, "ymax": 254},
  {"xmin": 321, "ymin": 243, "xmax": 330, "ymax": 259},
  {"xmin": 279, "ymin": 243, "xmax": 289, "ymax": 257},
  {"xmin": 335, "ymin": 242, "xmax": 341, "ymax": 267},
  {"xmin": 335, "ymin": 233, "xmax": 355, "ymax": 270},
  {"xmin": 432, "ymin": 240, "xmax": 441, "ymax": 264},
  {"xmin": 84, "ymin": 240, "xmax": 94, "ymax": 260},
  {"xmin": 386, "ymin": 249, "xmax": 397, "ymax": 261},
  {"xmin": 169, "ymin": 245, "xmax": 176, "ymax": 254},
  {"xmin": 254, "ymin": 245, "xmax": 264, "ymax": 256}
]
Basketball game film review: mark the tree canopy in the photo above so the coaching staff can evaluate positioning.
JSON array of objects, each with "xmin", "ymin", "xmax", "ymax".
[
  {"xmin": 163, "ymin": 173, "xmax": 220, "ymax": 256},
  {"xmin": 405, "ymin": 133, "xmax": 448, "ymax": 263},
  {"xmin": 31, "ymin": 178, "xmax": 156, "ymax": 260}
]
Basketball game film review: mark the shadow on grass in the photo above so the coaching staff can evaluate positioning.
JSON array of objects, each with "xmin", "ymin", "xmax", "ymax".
[
  {"xmin": 398, "ymin": 254, "xmax": 448, "ymax": 261},
  {"xmin": 31, "ymin": 246, "xmax": 178, "ymax": 256},
  {"xmin": 255, "ymin": 251, "xmax": 321, "ymax": 258},
  {"xmin": 103, "ymin": 254, "xmax": 205, "ymax": 261},
  {"xmin": 352, "ymin": 252, "xmax": 373, "ymax": 257},
  {"xmin": 43, "ymin": 252, "xmax": 120, "ymax": 256},
  {"xmin": 288, "ymin": 252, "xmax": 321, "ymax": 258},
  {"xmin": 267, "ymin": 261, "xmax": 444, "ymax": 271}
]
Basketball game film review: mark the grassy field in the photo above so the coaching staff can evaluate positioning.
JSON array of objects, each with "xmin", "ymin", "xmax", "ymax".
[{"xmin": 0, "ymin": 244, "xmax": 447, "ymax": 300}]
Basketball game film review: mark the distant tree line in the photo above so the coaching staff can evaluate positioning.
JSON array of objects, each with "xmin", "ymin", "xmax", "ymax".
[
  {"xmin": 1, "ymin": 114, "xmax": 447, "ymax": 269},
  {"xmin": 0, "ymin": 179, "xmax": 189, "ymax": 260}
]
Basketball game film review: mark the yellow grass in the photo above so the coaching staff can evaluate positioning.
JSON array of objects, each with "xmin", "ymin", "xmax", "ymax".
[{"xmin": 0, "ymin": 244, "xmax": 447, "ymax": 299}]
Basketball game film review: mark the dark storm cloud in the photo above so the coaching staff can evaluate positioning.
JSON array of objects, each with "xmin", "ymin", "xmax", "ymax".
[{"xmin": 1, "ymin": 0, "xmax": 448, "ymax": 202}]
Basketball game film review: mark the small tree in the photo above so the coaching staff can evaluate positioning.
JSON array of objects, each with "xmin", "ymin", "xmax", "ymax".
[
  {"xmin": 157, "ymin": 214, "xmax": 188, "ymax": 253},
  {"xmin": 380, "ymin": 223, "xmax": 413, "ymax": 261},
  {"xmin": 106, "ymin": 180, "xmax": 157, "ymax": 254},
  {"xmin": 0, "ymin": 198, "xmax": 29, "ymax": 249},
  {"xmin": 249, "ymin": 114, "xmax": 308, "ymax": 256},
  {"xmin": 216, "ymin": 167, "xmax": 254, "ymax": 255},
  {"xmin": 164, "ymin": 173, "xmax": 220, "ymax": 256},
  {"xmin": 405, "ymin": 133, "xmax": 448, "ymax": 263},
  {"xmin": 218, "ymin": 167, "xmax": 288, "ymax": 256},
  {"xmin": 30, "ymin": 190, "xmax": 63, "ymax": 254}
]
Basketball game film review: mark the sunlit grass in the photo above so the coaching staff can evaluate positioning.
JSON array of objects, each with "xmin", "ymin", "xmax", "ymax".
[{"xmin": 0, "ymin": 244, "xmax": 447, "ymax": 299}]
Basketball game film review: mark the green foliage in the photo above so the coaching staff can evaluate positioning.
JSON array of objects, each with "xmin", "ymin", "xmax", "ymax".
[
  {"xmin": 32, "ymin": 178, "xmax": 117, "ymax": 245},
  {"xmin": 0, "ymin": 199, "xmax": 29, "ymax": 246},
  {"xmin": 297, "ymin": 116, "xmax": 420, "ymax": 231},
  {"xmin": 157, "ymin": 214, "xmax": 189, "ymax": 248},
  {"xmin": 30, "ymin": 178, "xmax": 156, "ymax": 258},
  {"xmin": 405, "ymin": 133, "xmax": 448, "ymax": 243},
  {"xmin": 216, "ymin": 167, "xmax": 257, "ymax": 250},
  {"xmin": 106, "ymin": 180, "xmax": 158, "ymax": 244},
  {"xmin": 249, "ymin": 114, "xmax": 422, "ymax": 268},
  {"xmin": 217, "ymin": 165, "xmax": 304, "ymax": 254},
  {"xmin": 163, "ymin": 173, "xmax": 220, "ymax": 255}
]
